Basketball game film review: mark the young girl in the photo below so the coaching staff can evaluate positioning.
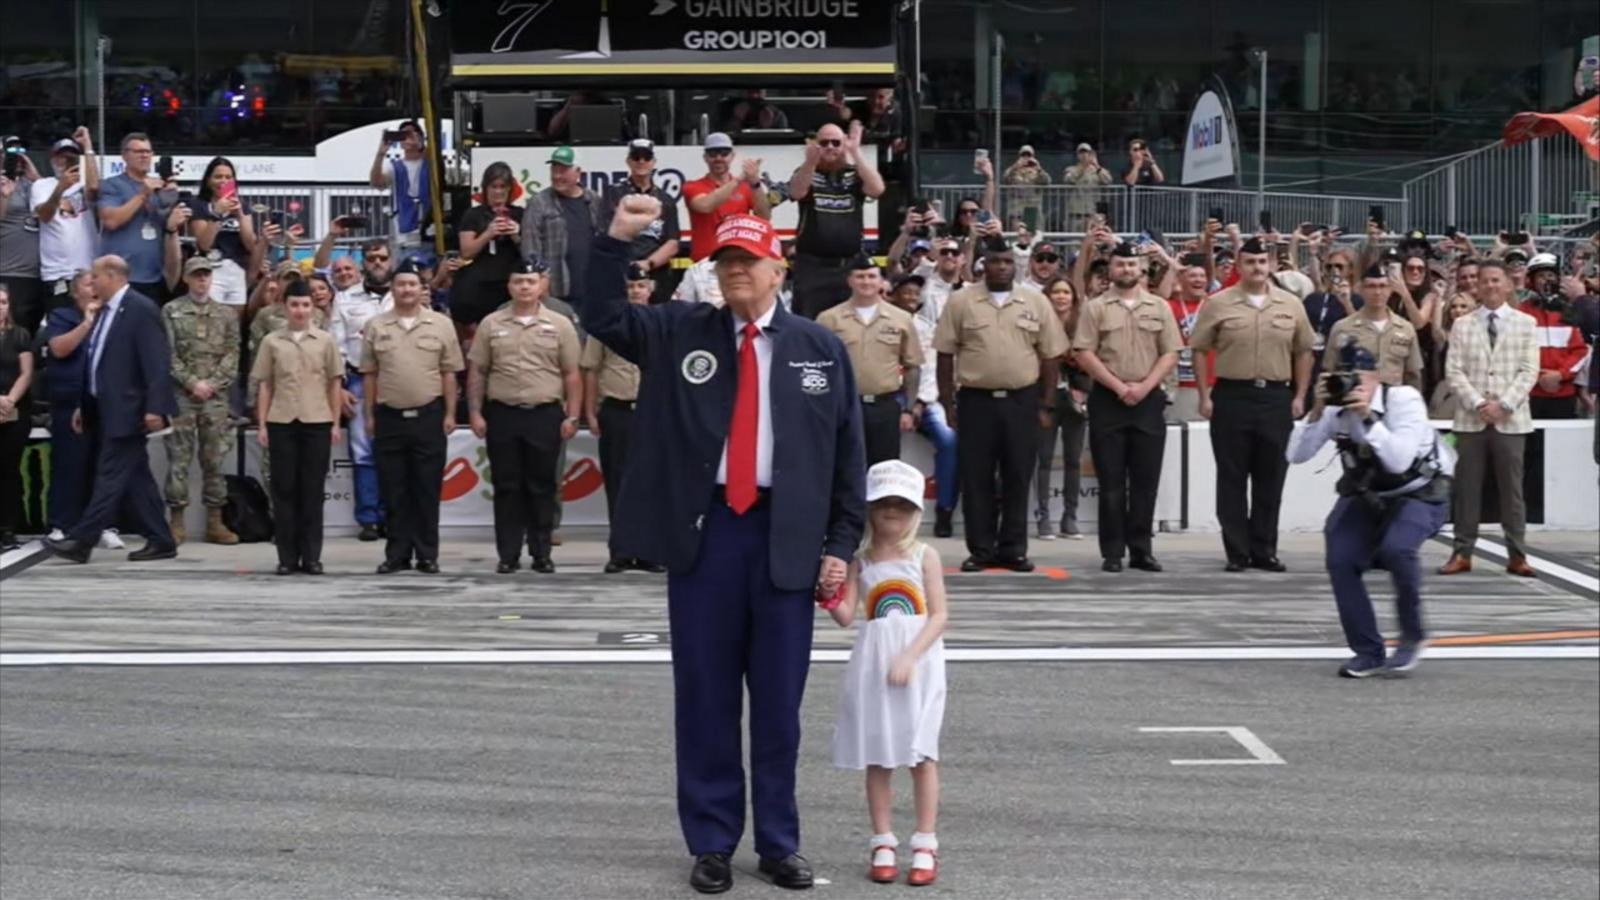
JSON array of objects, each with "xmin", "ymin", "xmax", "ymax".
[{"xmin": 826, "ymin": 460, "xmax": 949, "ymax": 886}]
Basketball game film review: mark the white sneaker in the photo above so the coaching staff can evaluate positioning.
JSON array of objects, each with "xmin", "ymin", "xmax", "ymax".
[
  {"xmin": 97, "ymin": 530, "xmax": 126, "ymax": 550},
  {"xmin": 48, "ymin": 528, "xmax": 65, "ymax": 541}
]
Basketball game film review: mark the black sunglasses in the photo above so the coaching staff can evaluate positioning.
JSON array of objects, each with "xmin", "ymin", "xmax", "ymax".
[
  {"xmin": 705, "ymin": 148, "xmax": 733, "ymax": 157},
  {"xmin": 818, "ymin": 139, "xmax": 842, "ymax": 148},
  {"xmin": 958, "ymin": 207, "xmax": 978, "ymax": 216},
  {"xmin": 938, "ymin": 248, "xmax": 961, "ymax": 257},
  {"xmin": 366, "ymin": 254, "xmax": 389, "ymax": 263},
  {"xmin": 1034, "ymin": 253, "xmax": 1060, "ymax": 263}
]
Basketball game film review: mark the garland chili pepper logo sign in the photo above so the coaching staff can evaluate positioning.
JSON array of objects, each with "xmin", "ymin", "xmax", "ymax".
[
  {"xmin": 440, "ymin": 456, "xmax": 480, "ymax": 502},
  {"xmin": 562, "ymin": 457, "xmax": 604, "ymax": 502}
]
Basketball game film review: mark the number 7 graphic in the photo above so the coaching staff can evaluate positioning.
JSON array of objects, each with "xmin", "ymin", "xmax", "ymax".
[{"xmin": 492, "ymin": 0, "xmax": 555, "ymax": 54}]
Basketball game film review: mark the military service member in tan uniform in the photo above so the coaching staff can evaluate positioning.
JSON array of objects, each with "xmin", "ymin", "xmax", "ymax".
[
  {"xmin": 1323, "ymin": 265, "xmax": 1424, "ymax": 389},
  {"xmin": 583, "ymin": 265, "xmax": 665, "ymax": 575},
  {"xmin": 1073, "ymin": 243, "xmax": 1183, "ymax": 572},
  {"xmin": 468, "ymin": 257, "xmax": 582, "ymax": 574},
  {"xmin": 1191, "ymin": 237, "xmax": 1316, "ymax": 572},
  {"xmin": 251, "ymin": 284, "xmax": 343, "ymax": 576},
  {"xmin": 162, "ymin": 257, "xmax": 240, "ymax": 545},
  {"xmin": 934, "ymin": 238, "xmax": 1069, "ymax": 572},
  {"xmin": 360, "ymin": 258, "xmax": 464, "ymax": 575},
  {"xmin": 815, "ymin": 255, "xmax": 924, "ymax": 465}
]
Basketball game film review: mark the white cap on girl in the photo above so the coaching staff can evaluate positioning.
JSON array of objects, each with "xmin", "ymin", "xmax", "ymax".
[{"xmin": 865, "ymin": 460, "xmax": 925, "ymax": 510}]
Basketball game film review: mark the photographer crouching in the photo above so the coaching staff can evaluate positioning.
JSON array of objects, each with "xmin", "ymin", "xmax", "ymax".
[{"xmin": 1288, "ymin": 336, "xmax": 1455, "ymax": 679}]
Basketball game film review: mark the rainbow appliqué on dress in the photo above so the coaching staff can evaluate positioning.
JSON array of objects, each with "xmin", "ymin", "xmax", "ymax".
[{"xmin": 866, "ymin": 578, "xmax": 927, "ymax": 619}]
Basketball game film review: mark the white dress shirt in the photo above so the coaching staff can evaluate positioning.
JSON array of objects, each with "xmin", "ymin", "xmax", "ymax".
[
  {"xmin": 1287, "ymin": 384, "xmax": 1456, "ymax": 489},
  {"xmin": 330, "ymin": 285, "xmax": 393, "ymax": 366},
  {"xmin": 716, "ymin": 303, "xmax": 776, "ymax": 488},
  {"xmin": 88, "ymin": 284, "xmax": 130, "ymax": 397}
]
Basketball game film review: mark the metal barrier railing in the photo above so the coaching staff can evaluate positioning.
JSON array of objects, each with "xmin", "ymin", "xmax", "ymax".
[
  {"xmin": 227, "ymin": 186, "xmax": 393, "ymax": 244},
  {"xmin": 917, "ymin": 184, "xmax": 1407, "ymax": 237},
  {"xmin": 1402, "ymin": 138, "xmax": 1599, "ymax": 236}
]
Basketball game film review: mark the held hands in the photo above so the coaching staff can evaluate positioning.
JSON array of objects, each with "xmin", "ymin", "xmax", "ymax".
[
  {"xmin": 609, "ymin": 194, "xmax": 662, "ymax": 242},
  {"xmin": 817, "ymin": 555, "xmax": 847, "ymax": 596}
]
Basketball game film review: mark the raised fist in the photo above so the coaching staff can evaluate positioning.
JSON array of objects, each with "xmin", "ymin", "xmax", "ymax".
[{"xmin": 609, "ymin": 194, "xmax": 663, "ymax": 242}]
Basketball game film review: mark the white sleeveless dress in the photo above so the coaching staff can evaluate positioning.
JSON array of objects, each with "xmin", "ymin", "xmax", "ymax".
[{"xmin": 831, "ymin": 548, "xmax": 947, "ymax": 770}]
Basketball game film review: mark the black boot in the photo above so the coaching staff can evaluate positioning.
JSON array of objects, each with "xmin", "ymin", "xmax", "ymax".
[{"xmin": 934, "ymin": 507, "xmax": 954, "ymax": 538}]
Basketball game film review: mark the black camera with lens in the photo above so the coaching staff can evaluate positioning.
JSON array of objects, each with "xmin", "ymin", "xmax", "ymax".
[{"xmin": 1319, "ymin": 335, "xmax": 1375, "ymax": 406}]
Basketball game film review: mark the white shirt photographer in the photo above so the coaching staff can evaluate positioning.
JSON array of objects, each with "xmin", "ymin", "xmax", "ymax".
[{"xmin": 1287, "ymin": 381, "xmax": 1455, "ymax": 482}]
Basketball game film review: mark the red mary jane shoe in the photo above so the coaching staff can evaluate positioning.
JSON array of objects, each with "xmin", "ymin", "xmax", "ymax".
[
  {"xmin": 907, "ymin": 848, "xmax": 939, "ymax": 886},
  {"xmin": 868, "ymin": 844, "xmax": 899, "ymax": 883}
]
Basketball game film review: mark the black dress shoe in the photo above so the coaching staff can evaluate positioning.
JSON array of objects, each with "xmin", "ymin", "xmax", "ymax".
[
  {"xmin": 934, "ymin": 507, "xmax": 954, "ymax": 538},
  {"xmin": 960, "ymin": 555, "xmax": 990, "ymax": 572},
  {"xmin": 357, "ymin": 523, "xmax": 381, "ymax": 542},
  {"xmin": 1102, "ymin": 558, "xmax": 1124, "ymax": 572},
  {"xmin": 416, "ymin": 560, "xmax": 440, "ymax": 574},
  {"xmin": 1224, "ymin": 560, "xmax": 1247, "ymax": 573},
  {"xmin": 376, "ymin": 559, "xmax": 412, "ymax": 575},
  {"xmin": 1250, "ymin": 557, "xmax": 1287, "ymax": 573},
  {"xmin": 758, "ymin": 853, "xmax": 814, "ymax": 889},
  {"xmin": 1001, "ymin": 556, "xmax": 1035, "ymax": 573},
  {"xmin": 496, "ymin": 560, "xmax": 518, "ymax": 574},
  {"xmin": 301, "ymin": 562, "xmax": 324, "ymax": 575},
  {"xmin": 128, "ymin": 543, "xmax": 177, "ymax": 562},
  {"xmin": 0, "ymin": 532, "xmax": 19, "ymax": 552},
  {"xmin": 604, "ymin": 558, "xmax": 628, "ymax": 574},
  {"xmin": 275, "ymin": 564, "xmax": 296, "ymax": 576},
  {"xmin": 1129, "ymin": 556, "xmax": 1163, "ymax": 572},
  {"xmin": 635, "ymin": 559, "xmax": 667, "ymax": 574},
  {"xmin": 43, "ymin": 537, "xmax": 91, "ymax": 564},
  {"xmin": 689, "ymin": 852, "xmax": 733, "ymax": 894},
  {"xmin": 531, "ymin": 558, "xmax": 555, "ymax": 574}
]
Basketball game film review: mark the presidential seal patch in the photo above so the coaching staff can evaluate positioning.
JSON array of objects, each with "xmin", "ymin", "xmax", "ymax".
[
  {"xmin": 799, "ymin": 366, "xmax": 830, "ymax": 395},
  {"xmin": 681, "ymin": 350, "xmax": 717, "ymax": 384}
]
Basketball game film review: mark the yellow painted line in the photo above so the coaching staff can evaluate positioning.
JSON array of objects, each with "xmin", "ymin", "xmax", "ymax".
[
  {"xmin": 1391, "ymin": 629, "xmax": 1600, "ymax": 647},
  {"xmin": 454, "ymin": 63, "xmax": 895, "ymax": 76}
]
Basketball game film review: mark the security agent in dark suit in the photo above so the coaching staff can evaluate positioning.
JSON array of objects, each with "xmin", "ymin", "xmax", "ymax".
[
  {"xmin": 583, "ymin": 195, "xmax": 865, "ymax": 895},
  {"xmin": 44, "ymin": 255, "xmax": 180, "ymax": 563}
]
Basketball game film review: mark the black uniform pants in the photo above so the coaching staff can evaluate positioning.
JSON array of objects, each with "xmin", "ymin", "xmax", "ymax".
[
  {"xmin": 1209, "ymin": 380, "xmax": 1293, "ymax": 564},
  {"xmin": 791, "ymin": 255, "xmax": 851, "ymax": 320},
  {"xmin": 486, "ymin": 400, "xmax": 564, "ymax": 564},
  {"xmin": 375, "ymin": 399, "xmax": 446, "ymax": 565},
  {"xmin": 267, "ymin": 421, "xmax": 332, "ymax": 568},
  {"xmin": 597, "ymin": 397, "xmax": 635, "ymax": 559},
  {"xmin": 957, "ymin": 384, "xmax": 1039, "ymax": 562},
  {"xmin": 861, "ymin": 396, "xmax": 903, "ymax": 465},
  {"xmin": 1087, "ymin": 385, "xmax": 1167, "ymax": 562}
]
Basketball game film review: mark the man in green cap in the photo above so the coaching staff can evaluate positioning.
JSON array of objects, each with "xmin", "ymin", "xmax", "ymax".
[{"xmin": 520, "ymin": 145, "xmax": 602, "ymax": 311}]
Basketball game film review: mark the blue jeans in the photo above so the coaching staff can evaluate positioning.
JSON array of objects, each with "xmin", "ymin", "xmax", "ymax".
[
  {"xmin": 347, "ymin": 377, "xmax": 385, "ymax": 526},
  {"xmin": 918, "ymin": 401, "xmax": 959, "ymax": 512},
  {"xmin": 1324, "ymin": 495, "xmax": 1448, "ymax": 659}
]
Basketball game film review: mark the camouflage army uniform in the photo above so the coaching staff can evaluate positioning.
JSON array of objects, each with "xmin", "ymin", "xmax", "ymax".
[{"xmin": 163, "ymin": 293, "xmax": 240, "ymax": 516}]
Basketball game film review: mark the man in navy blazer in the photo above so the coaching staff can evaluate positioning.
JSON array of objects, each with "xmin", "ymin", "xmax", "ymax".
[
  {"xmin": 44, "ymin": 255, "xmax": 179, "ymax": 563},
  {"xmin": 585, "ymin": 196, "xmax": 865, "ymax": 894}
]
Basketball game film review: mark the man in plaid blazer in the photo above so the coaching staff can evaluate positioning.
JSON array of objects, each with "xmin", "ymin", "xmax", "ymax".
[{"xmin": 1439, "ymin": 260, "xmax": 1541, "ymax": 577}]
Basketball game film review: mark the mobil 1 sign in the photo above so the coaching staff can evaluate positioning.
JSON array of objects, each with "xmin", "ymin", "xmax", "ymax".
[
  {"xmin": 617, "ymin": 0, "xmax": 893, "ymax": 55},
  {"xmin": 1180, "ymin": 89, "xmax": 1240, "ymax": 186},
  {"xmin": 478, "ymin": 145, "xmax": 878, "ymax": 240}
]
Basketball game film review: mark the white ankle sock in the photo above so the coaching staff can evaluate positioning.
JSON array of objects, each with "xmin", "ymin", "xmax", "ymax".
[
  {"xmin": 870, "ymin": 832, "xmax": 898, "ymax": 849},
  {"xmin": 910, "ymin": 831, "xmax": 938, "ymax": 854}
]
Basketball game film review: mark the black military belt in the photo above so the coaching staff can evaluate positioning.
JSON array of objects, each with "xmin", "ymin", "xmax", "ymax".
[
  {"xmin": 959, "ymin": 386, "xmax": 1032, "ymax": 399},
  {"xmin": 601, "ymin": 397, "xmax": 638, "ymax": 411},
  {"xmin": 712, "ymin": 485, "xmax": 772, "ymax": 508},
  {"xmin": 1216, "ymin": 377, "xmax": 1291, "ymax": 389},
  {"xmin": 379, "ymin": 398, "xmax": 444, "ymax": 419},
  {"xmin": 860, "ymin": 393, "xmax": 901, "ymax": 405},
  {"xmin": 489, "ymin": 399, "xmax": 562, "ymax": 411}
]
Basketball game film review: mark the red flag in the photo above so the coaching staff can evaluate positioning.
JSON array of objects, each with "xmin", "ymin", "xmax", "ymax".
[{"xmin": 1502, "ymin": 95, "xmax": 1600, "ymax": 161}]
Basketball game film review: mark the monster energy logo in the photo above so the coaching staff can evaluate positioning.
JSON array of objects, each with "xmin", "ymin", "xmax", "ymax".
[{"xmin": 17, "ymin": 440, "xmax": 51, "ymax": 532}]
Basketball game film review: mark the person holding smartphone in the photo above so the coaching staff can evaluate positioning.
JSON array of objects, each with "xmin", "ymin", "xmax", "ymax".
[
  {"xmin": 369, "ymin": 120, "xmax": 429, "ymax": 255},
  {"xmin": 188, "ymin": 157, "xmax": 260, "ymax": 309},
  {"xmin": 450, "ymin": 161, "xmax": 525, "ymax": 326},
  {"xmin": 96, "ymin": 133, "xmax": 175, "ymax": 302},
  {"xmin": 31, "ymin": 133, "xmax": 101, "ymax": 313}
]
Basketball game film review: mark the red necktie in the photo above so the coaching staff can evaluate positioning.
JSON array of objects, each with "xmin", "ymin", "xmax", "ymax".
[{"xmin": 726, "ymin": 322, "xmax": 761, "ymax": 514}]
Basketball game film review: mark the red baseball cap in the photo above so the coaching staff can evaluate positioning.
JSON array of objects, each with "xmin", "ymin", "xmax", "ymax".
[{"xmin": 711, "ymin": 215, "xmax": 783, "ymax": 262}]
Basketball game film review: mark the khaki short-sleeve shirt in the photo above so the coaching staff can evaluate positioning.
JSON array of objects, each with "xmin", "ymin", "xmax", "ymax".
[
  {"xmin": 932, "ymin": 284, "xmax": 1068, "ymax": 390},
  {"xmin": 1072, "ymin": 290, "xmax": 1183, "ymax": 382},
  {"xmin": 1323, "ymin": 315, "xmax": 1423, "ymax": 387},
  {"xmin": 580, "ymin": 333, "xmax": 641, "ymax": 402},
  {"xmin": 359, "ymin": 309, "xmax": 465, "ymax": 408},
  {"xmin": 1189, "ymin": 284, "xmax": 1315, "ymax": 382},
  {"xmin": 815, "ymin": 301, "xmax": 925, "ymax": 397},
  {"xmin": 467, "ymin": 306, "xmax": 580, "ymax": 406},
  {"xmin": 249, "ymin": 328, "xmax": 342, "ymax": 424}
]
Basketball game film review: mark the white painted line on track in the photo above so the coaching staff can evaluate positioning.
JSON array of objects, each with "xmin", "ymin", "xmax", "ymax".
[
  {"xmin": 1138, "ymin": 726, "xmax": 1286, "ymax": 765},
  {"xmin": 1438, "ymin": 529, "xmax": 1599, "ymax": 595},
  {"xmin": 0, "ymin": 645, "xmax": 1595, "ymax": 667},
  {"xmin": 0, "ymin": 539, "xmax": 45, "ymax": 573}
]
